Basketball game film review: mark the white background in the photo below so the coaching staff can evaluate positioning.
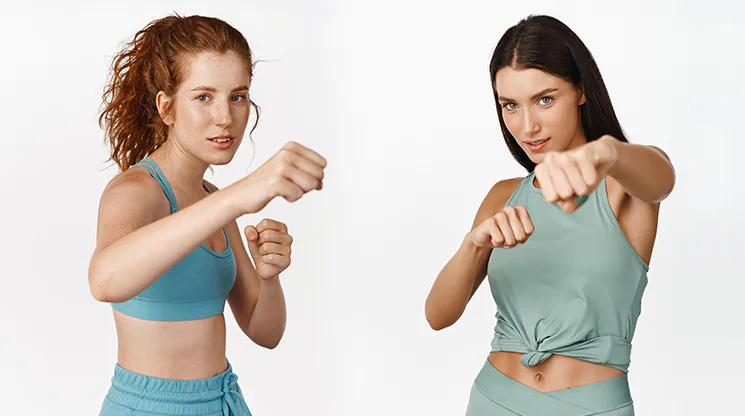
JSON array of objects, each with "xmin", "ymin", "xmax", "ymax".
[{"xmin": 1, "ymin": 0, "xmax": 743, "ymax": 414}]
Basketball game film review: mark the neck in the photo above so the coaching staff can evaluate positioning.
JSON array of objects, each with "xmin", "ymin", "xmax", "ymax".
[{"xmin": 148, "ymin": 139, "xmax": 209, "ymax": 194}]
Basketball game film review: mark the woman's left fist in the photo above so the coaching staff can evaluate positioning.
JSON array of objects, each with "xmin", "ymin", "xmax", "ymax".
[{"xmin": 244, "ymin": 218, "xmax": 293, "ymax": 279}]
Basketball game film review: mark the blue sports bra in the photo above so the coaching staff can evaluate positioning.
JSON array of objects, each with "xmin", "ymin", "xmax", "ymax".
[
  {"xmin": 111, "ymin": 158, "xmax": 237, "ymax": 321},
  {"xmin": 487, "ymin": 172, "xmax": 649, "ymax": 373}
]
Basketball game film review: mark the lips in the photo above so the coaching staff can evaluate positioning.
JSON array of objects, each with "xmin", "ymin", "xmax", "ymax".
[
  {"xmin": 208, "ymin": 135, "xmax": 234, "ymax": 142},
  {"xmin": 525, "ymin": 138, "xmax": 549, "ymax": 146},
  {"xmin": 524, "ymin": 138, "xmax": 550, "ymax": 152},
  {"xmin": 208, "ymin": 135, "xmax": 236, "ymax": 150}
]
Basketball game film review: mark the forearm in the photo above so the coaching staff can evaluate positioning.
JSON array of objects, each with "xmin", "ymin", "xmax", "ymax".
[
  {"xmin": 89, "ymin": 188, "xmax": 242, "ymax": 303},
  {"xmin": 604, "ymin": 135, "xmax": 675, "ymax": 203},
  {"xmin": 425, "ymin": 235, "xmax": 492, "ymax": 330},
  {"xmin": 245, "ymin": 276, "xmax": 287, "ymax": 349}
]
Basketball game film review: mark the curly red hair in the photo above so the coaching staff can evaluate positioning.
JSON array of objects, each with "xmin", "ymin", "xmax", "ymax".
[{"xmin": 99, "ymin": 14, "xmax": 259, "ymax": 171}]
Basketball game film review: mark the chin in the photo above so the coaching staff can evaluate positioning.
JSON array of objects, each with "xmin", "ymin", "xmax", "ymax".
[{"xmin": 209, "ymin": 154, "xmax": 237, "ymax": 166}]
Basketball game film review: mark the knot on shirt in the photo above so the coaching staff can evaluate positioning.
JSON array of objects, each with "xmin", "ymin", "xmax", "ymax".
[{"xmin": 521, "ymin": 350, "xmax": 553, "ymax": 367}]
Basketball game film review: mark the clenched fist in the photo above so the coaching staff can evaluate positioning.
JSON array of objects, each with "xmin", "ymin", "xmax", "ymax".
[
  {"xmin": 534, "ymin": 135, "xmax": 618, "ymax": 213},
  {"xmin": 244, "ymin": 219, "xmax": 293, "ymax": 279},
  {"xmin": 469, "ymin": 205, "xmax": 534, "ymax": 249}
]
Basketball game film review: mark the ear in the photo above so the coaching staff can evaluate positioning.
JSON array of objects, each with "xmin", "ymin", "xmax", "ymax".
[
  {"xmin": 577, "ymin": 85, "xmax": 587, "ymax": 106},
  {"xmin": 156, "ymin": 91, "xmax": 173, "ymax": 126}
]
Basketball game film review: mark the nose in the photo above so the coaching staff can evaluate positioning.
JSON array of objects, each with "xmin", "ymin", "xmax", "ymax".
[
  {"xmin": 522, "ymin": 108, "xmax": 541, "ymax": 138},
  {"xmin": 213, "ymin": 102, "xmax": 232, "ymax": 128}
]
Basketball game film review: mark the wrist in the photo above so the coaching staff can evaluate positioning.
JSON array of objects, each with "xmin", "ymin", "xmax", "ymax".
[
  {"xmin": 259, "ymin": 274, "xmax": 281, "ymax": 284},
  {"xmin": 597, "ymin": 135, "xmax": 621, "ymax": 168},
  {"xmin": 462, "ymin": 232, "xmax": 487, "ymax": 255}
]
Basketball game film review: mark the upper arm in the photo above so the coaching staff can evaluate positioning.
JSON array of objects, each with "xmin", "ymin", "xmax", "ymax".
[
  {"xmin": 92, "ymin": 169, "xmax": 168, "ymax": 258},
  {"xmin": 202, "ymin": 180, "xmax": 261, "ymax": 330}
]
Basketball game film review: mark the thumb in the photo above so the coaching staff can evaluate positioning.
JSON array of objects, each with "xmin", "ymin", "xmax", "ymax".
[{"xmin": 244, "ymin": 225, "xmax": 261, "ymax": 264}]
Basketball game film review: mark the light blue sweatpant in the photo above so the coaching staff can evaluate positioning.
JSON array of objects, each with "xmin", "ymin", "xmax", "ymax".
[{"xmin": 99, "ymin": 361, "xmax": 251, "ymax": 416}]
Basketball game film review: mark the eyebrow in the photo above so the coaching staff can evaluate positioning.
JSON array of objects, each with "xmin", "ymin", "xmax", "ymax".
[
  {"xmin": 190, "ymin": 85, "xmax": 249, "ymax": 92},
  {"xmin": 498, "ymin": 87, "xmax": 559, "ymax": 102}
]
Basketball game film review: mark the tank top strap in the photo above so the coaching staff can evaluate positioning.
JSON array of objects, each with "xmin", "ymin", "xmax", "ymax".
[{"xmin": 133, "ymin": 157, "xmax": 179, "ymax": 213}]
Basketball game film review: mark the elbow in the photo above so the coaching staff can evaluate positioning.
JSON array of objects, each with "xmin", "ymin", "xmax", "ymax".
[
  {"xmin": 253, "ymin": 333, "xmax": 283, "ymax": 350},
  {"xmin": 88, "ymin": 260, "xmax": 127, "ymax": 303},
  {"xmin": 259, "ymin": 338, "xmax": 281, "ymax": 350},
  {"xmin": 425, "ymin": 302, "xmax": 455, "ymax": 331},
  {"xmin": 88, "ymin": 260, "xmax": 110, "ymax": 302},
  {"xmin": 652, "ymin": 146, "xmax": 677, "ymax": 202},
  {"xmin": 427, "ymin": 318, "xmax": 450, "ymax": 331},
  {"xmin": 426, "ymin": 314, "xmax": 454, "ymax": 331},
  {"xmin": 88, "ymin": 276, "xmax": 117, "ymax": 303},
  {"xmin": 245, "ymin": 323, "xmax": 284, "ymax": 349}
]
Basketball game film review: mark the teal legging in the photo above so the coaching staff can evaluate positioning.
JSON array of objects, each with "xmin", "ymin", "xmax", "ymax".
[
  {"xmin": 98, "ymin": 361, "xmax": 251, "ymax": 416},
  {"xmin": 466, "ymin": 360, "xmax": 634, "ymax": 415}
]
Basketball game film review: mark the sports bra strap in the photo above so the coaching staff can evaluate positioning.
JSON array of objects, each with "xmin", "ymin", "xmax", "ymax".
[{"xmin": 134, "ymin": 158, "xmax": 178, "ymax": 213}]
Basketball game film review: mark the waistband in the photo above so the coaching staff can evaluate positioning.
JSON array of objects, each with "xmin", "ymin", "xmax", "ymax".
[
  {"xmin": 106, "ymin": 361, "xmax": 251, "ymax": 415},
  {"xmin": 473, "ymin": 360, "xmax": 632, "ymax": 415}
]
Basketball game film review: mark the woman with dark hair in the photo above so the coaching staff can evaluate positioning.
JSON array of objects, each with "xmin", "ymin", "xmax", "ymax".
[
  {"xmin": 426, "ymin": 15, "xmax": 674, "ymax": 415},
  {"xmin": 90, "ymin": 14, "xmax": 326, "ymax": 415}
]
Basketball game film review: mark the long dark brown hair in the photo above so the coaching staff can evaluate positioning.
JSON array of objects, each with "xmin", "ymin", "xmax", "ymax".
[{"xmin": 489, "ymin": 15, "xmax": 628, "ymax": 172}]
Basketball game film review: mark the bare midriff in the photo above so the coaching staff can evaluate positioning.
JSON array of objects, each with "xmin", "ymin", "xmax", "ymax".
[
  {"xmin": 114, "ymin": 310, "xmax": 229, "ymax": 380},
  {"xmin": 488, "ymin": 351, "xmax": 625, "ymax": 392}
]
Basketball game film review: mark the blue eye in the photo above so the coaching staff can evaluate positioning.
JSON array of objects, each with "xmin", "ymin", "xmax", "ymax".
[
  {"xmin": 232, "ymin": 94, "xmax": 246, "ymax": 102},
  {"xmin": 197, "ymin": 94, "xmax": 209, "ymax": 102},
  {"xmin": 539, "ymin": 96, "xmax": 553, "ymax": 105},
  {"xmin": 503, "ymin": 103, "xmax": 517, "ymax": 110}
]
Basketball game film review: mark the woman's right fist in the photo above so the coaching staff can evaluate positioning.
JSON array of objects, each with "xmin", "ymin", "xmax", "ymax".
[
  {"xmin": 468, "ymin": 205, "xmax": 534, "ymax": 249},
  {"xmin": 229, "ymin": 141, "xmax": 327, "ymax": 215}
]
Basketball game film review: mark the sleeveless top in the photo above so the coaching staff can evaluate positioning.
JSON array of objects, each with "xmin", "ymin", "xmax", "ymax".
[
  {"xmin": 487, "ymin": 172, "xmax": 649, "ymax": 372},
  {"xmin": 111, "ymin": 158, "xmax": 237, "ymax": 321}
]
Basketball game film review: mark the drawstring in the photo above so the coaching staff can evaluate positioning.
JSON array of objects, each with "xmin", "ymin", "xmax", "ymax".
[{"xmin": 221, "ymin": 372, "xmax": 251, "ymax": 416}]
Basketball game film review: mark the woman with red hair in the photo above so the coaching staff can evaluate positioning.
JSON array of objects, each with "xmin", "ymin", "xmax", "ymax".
[{"xmin": 90, "ymin": 14, "xmax": 326, "ymax": 415}]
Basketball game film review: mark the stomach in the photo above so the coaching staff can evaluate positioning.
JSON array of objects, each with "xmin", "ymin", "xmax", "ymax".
[
  {"xmin": 488, "ymin": 351, "xmax": 625, "ymax": 392},
  {"xmin": 113, "ymin": 309, "xmax": 229, "ymax": 380}
]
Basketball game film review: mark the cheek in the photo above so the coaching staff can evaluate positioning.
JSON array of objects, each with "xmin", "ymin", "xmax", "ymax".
[
  {"xmin": 503, "ymin": 112, "xmax": 522, "ymax": 137},
  {"xmin": 544, "ymin": 103, "xmax": 578, "ymax": 137},
  {"xmin": 177, "ymin": 103, "xmax": 212, "ymax": 129},
  {"xmin": 232, "ymin": 105, "xmax": 251, "ymax": 127}
]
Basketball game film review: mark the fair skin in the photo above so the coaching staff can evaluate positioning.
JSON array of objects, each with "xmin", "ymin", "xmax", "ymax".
[
  {"xmin": 88, "ymin": 51, "xmax": 327, "ymax": 379},
  {"xmin": 425, "ymin": 67, "xmax": 675, "ymax": 392}
]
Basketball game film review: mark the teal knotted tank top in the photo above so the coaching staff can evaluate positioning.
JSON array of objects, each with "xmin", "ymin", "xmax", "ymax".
[
  {"xmin": 111, "ymin": 158, "xmax": 237, "ymax": 321},
  {"xmin": 487, "ymin": 172, "xmax": 649, "ymax": 372}
]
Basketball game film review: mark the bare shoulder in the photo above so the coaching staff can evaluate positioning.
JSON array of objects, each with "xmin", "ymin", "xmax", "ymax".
[
  {"xmin": 472, "ymin": 177, "xmax": 524, "ymax": 228},
  {"xmin": 100, "ymin": 167, "xmax": 166, "ymax": 211},
  {"xmin": 94, "ymin": 167, "xmax": 170, "ymax": 253}
]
